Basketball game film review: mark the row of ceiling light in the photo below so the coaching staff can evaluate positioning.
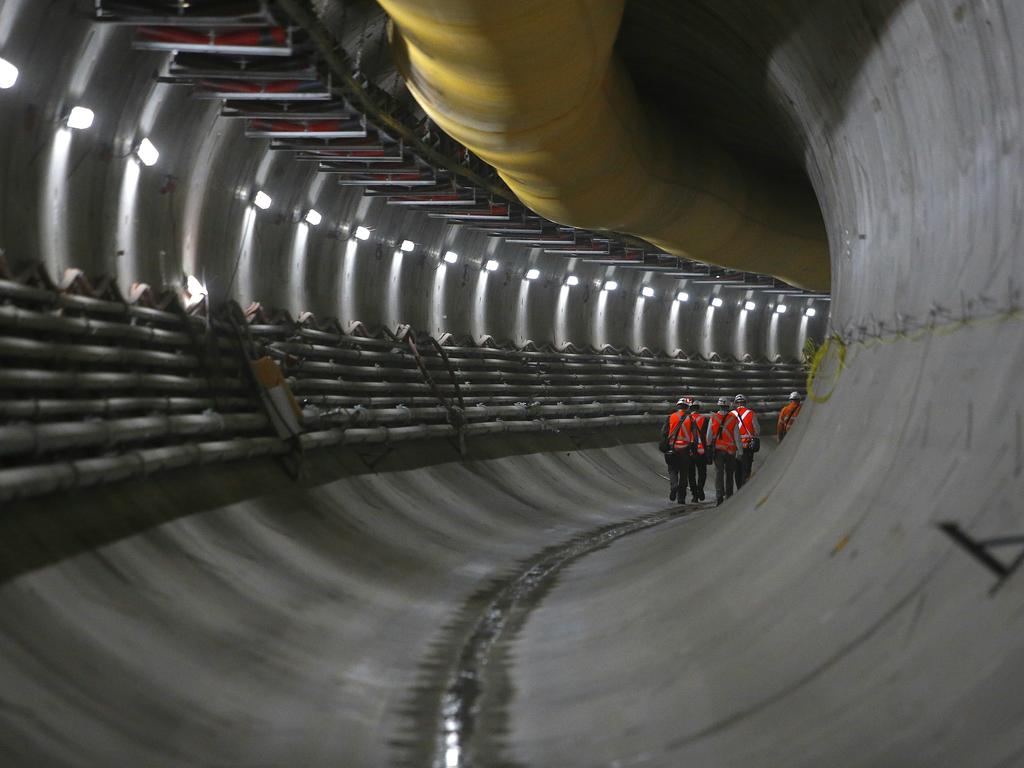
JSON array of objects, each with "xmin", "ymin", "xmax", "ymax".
[
  {"xmin": 2, "ymin": 56, "xmax": 164, "ymax": 165},
  {"xmin": 1, "ymin": 54, "xmax": 820, "ymax": 318},
  {"xmin": 229, "ymin": 184, "xmax": 824, "ymax": 313},
  {"xmin": 249, "ymin": 192, "xmax": 564, "ymax": 284}
]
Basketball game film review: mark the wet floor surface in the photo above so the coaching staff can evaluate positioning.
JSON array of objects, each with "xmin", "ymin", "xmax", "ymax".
[{"xmin": 398, "ymin": 499, "xmax": 718, "ymax": 768}]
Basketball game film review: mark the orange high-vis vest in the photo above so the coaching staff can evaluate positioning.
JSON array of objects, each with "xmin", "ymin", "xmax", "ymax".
[
  {"xmin": 711, "ymin": 411, "xmax": 740, "ymax": 453},
  {"xmin": 687, "ymin": 413, "xmax": 708, "ymax": 455},
  {"xmin": 667, "ymin": 410, "xmax": 691, "ymax": 451},
  {"xmin": 778, "ymin": 401, "xmax": 801, "ymax": 436},
  {"xmin": 732, "ymin": 406, "xmax": 757, "ymax": 448}
]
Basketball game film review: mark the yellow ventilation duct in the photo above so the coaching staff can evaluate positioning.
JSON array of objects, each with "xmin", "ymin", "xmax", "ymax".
[{"xmin": 376, "ymin": 0, "xmax": 830, "ymax": 291}]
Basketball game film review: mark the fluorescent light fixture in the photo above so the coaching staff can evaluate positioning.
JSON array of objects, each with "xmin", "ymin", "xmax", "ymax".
[
  {"xmin": 136, "ymin": 137, "xmax": 159, "ymax": 167},
  {"xmin": 805, "ymin": 307, "xmax": 817, "ymax": 317},
  {"xmin": 641, "ymin": 286, "xmax": 655, "ymax": 298},
  {"xmin": 676, "ymin": 291, "xmax": 689, "ymax": 302},
  {"xmin": 400, "ymin": 239, "xmax": 415, "ymax": 252},
  {"xmin": 253, "ymin": 190, "xmax": 272, "ymax": 210},
  {"xmin": 66, "ymin": 106, "xmax": 95, "ymax": 130},
  {"xmin": 354, "ymin": 225, "xmax": 371, "ymax": 240},
  {"xmin": 0, "ymin": 57, "xmax": 19, "ymax": 89},
  {"xmin": 744, "ymin": 300, "xmax": 757, "ymax": 311},
  {"xmin": 526, "ymin": 268, "xmax": 541, "ymax": 280},
  {"xmin": 776, "ymin": 304, "xmax": 789, "ymax": 314},
  {"xmin": 443, "ymin": 250, "xmax": 458, "ymax": 264},
  {"xmin": 484, "ymin": 259, "xmax": 499, "ymax": 271},
  {"xmin": 711, "ymin": 297, "xmax": 724, "ymax": 308},
  {"xmin": 304, "ymin": 209, "xmax": 322, "ymax": 226},
  {"xmin": 565, "ymin": 275, "xmax": 579, "ymax": 286},
  {"xmin": 603, "ymin": 280, "xmax": 619, "ymax": 291}
]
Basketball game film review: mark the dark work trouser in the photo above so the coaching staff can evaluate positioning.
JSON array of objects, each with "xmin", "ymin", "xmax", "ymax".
[
  {"xmin": 665, "ymin": 450, "xmax": 692, "ymax": 500},
  {"xmin": 714, "ymin": 451, "xmax": 737, "ymax": 500},
  {"xmin": 736, "ymin": 450, "xmax": 755, "ymax": 488},
  {"xmin": 687, "ymin": 454, "xmax": 707, "ymax": 497}
]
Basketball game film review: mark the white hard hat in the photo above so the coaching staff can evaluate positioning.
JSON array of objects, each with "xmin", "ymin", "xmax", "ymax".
[{"xmin": 789, "ymin": 391, "xmax": 802, "ymax": 400}]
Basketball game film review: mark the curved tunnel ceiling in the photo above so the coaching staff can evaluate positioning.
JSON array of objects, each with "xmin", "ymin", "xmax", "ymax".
[
  {"xmin": 0, "ymin": 0, "xmax": 1022, "ymax": 766},
  {"xmin": 0, "ymin": 0, "xmax": 828, "ymax": 360}
]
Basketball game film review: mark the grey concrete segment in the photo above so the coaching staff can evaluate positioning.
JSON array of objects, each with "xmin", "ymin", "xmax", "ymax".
[
  {"xmin": 0, "ymin": 435, "xmax": 673, "ymax": 766},
  {"xmin": 0, "ymin": 0, "xmax": 1022, "ymax": 766},
  {"xmin": 508, "ymin": 327, "xmax": 1024, "ymax": 767}
]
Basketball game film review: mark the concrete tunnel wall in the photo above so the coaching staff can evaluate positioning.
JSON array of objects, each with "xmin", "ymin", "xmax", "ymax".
[{"xmin": 0, "ymin": 1, "xmax": 1022, "ymax": 767}]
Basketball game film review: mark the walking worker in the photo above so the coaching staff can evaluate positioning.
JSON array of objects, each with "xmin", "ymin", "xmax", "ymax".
[
  {"xmin": 660, "ymin": 396, "xmax": 704, "ymax": 504},
  {"xmin": 686, "ymin": 399, "xmax": 710, "ymax": 502},
  {"xmin": 732, "ymin": 394, "xmax": 761, "ymax": 488},
  {"xmin": 777, "ymin": 391, "xmax": 803, "ymax": 442},
  {"xmin": 710, "ymin": 396, "xmax": 742, "ymax": 505}
]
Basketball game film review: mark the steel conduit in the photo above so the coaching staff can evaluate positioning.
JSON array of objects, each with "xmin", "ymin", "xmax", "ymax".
[{"xmin": 376, "ymin": 0, "xmax": 830, "ymax": 290}]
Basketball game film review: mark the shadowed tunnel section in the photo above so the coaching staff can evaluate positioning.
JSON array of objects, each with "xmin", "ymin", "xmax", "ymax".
[{"xmin": 1, "ymin": 1, "xmax": 1023, "ymax": 766}]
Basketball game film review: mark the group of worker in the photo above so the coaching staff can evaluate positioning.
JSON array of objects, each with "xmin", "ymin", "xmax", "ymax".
[{"xmin": 660, "ymin": 391, "xmax": 803, "ymax": 506}]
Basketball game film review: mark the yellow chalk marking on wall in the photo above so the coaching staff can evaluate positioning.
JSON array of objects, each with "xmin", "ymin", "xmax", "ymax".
[{"xmin": 831, "ymin": 533, "xmax": 851, "ymax": 556}]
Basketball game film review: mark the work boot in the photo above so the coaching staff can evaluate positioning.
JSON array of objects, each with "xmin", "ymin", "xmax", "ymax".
[
  {"xmin": 669, "ymin": 487, "xmax": 677, "ymax": 502},
  {"xmin": 716, "ymin": 497, "xmax": 723, "ymax": 507},
  {"xmin": 698, "ymin": 489, "xmax": 706, "ymax": 502}
]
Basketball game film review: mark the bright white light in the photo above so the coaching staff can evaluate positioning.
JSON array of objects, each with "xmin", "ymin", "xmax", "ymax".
[
  {"xmin": 776, "ymin": 303, "xmax": 789, "ymax": 314},
  {"xmin": 744, "ymin": 300, "xmax": 757, "ymax": 311},
  {"xmin": 400, "ymin": 239, "xmax": 415, "ymax": 252},
  {"xmin": 0, "ymin": 58, "xmax": 19, "ymax": 90},
  {"xmin": 67, "ymin": 106, "xmax": 95, "ymax": 130},
  {"xmin": 711, "ymin": 297, "xmax": 724, "ymax": 308},
  {"xmin": 186, "ymin": 274, "xmax": 207, "ymax": 296},
  {"xmin": 443, "ymin": 250, "xmax": 458, "ymax": 264},
  {"xmin": 136, "ymin": 137, "xmax": 159, "ymax": 167},
  {"xmin": 354, "ymin": 225, "xmax": 371, "ymax": 240},
  {"xmin": 604, "ymin": 280, "xmax": 618, "ymax": 291},
  {"xmin": 185, "ymin": 274, "xmax": 208, "ymax": 308},
  {"xmin": 805, "ymin": 307, "xmax": 817, "ymax": 317},
  {"xmin": 676, "ymin": 291, "xmax": 689, "ymax": 302},
  {"xmin": 484, "ymin": 259, "xmax": 499, "ymax": 271},
  {"xmin": 641, "ymin": 286, "xmax": 655, "ymax": 298},
  {"xmin": 304, "ymin": 209, "xmax": 322, "ymax": 226},
  {"xmin": 253, "ymin": 190, "xmax": 272, "ymax": 210},
  {"xmin": 565, "ymin": 275, "xmax": 579, "ymax": 287},
  {"xmin": 526, "ymin": 268, "xmax": 541, "ymax": 280}
]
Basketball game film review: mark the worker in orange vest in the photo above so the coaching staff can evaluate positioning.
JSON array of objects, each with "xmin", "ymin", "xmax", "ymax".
[
  {"xmin": 777, "ymin": 391, "xmax": 803, "ymax": 442},
  {"xmin": 709, "ymin": 396, "xmax": 742, "ymax": 506},
  {"xmin": 685, "ymin": 399, "xmax": 711, "ymax": 502},
  {"xmin": 732, "ymin": 394, "xmax": 761, "ymax": 488},
  {"xmin": 660, "ymin": 396, "xmax": 706, "ymax": 503}
]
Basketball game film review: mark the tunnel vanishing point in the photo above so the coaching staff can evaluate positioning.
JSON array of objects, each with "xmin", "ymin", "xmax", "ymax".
[{"xmin": 0, "ymin": 1, "xmax": 1022, "ymax": 766}]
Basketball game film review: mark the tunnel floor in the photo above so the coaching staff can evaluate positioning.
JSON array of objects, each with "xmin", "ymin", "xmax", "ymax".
[
  {"xmin": 421, "ymin": 500, "xmax": 712, "ymax": 767},
  {"xmin": 402, "ymin": 445, "xmax": 776, "ymax": 767}
]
